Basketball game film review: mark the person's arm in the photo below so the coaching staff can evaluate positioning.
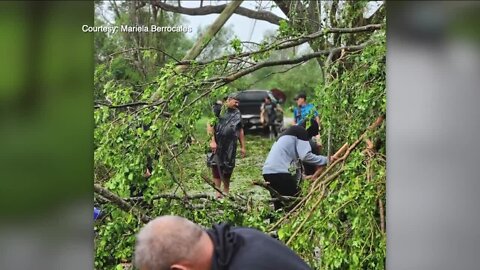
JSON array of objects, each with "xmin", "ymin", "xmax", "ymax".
[
  {"xmin": 238, "ymin": 128, "xmax": 246, "ymax": 158},
  {"xmin": 297, "ymin": 140, "xmax": 328, "ymax": 166},
  {"xmin": 304, "ymin": 152, "xmax": 341, "ymax": 180},
  {"xmin": 207, "ymin": 123, "xmax": 217, "ymax": 153},
  {"xmin": 302, "ymin": 152, "xmax": 328, "ymax": 166},
  {"xmin": 260, "ymin": 103, "xmax": 265, "ymax": 124}
]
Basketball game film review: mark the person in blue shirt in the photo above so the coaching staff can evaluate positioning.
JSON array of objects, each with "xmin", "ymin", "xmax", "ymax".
[
  {"xmin": 293, "ymin": 93, "xmax": 322, "ymax": 147},
  {"xmin": 293, "ymin": 93, "xmax": 320, "ymax": 126}
]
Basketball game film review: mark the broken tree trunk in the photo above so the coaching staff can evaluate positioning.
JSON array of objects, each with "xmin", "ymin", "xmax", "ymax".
[{"xmin": 151, "ymin": 0, "xmax": 243, "ymax": 101}]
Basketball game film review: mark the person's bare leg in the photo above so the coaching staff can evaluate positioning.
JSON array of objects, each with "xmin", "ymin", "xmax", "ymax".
[
  {"xmin": 222, "ymin": 177, "xmax": 230, "ymax": 195},
  {"xmin": 213, "ymin": 177, "xmax": 222, "ymax": 198}
]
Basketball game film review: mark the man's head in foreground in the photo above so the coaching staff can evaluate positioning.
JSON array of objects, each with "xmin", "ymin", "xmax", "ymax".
[{"xmin": 134, "ymin": 216, "xmax": 213, "ymax": 270}]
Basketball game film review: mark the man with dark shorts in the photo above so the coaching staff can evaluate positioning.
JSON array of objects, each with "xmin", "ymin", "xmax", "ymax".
[
  {"xmin": 207, "ymin": 94, "xmax": 246, "ymax": 198},
  {"xmin": 262, "ymin": 122, "xmax": 335, "ymax": 210}
]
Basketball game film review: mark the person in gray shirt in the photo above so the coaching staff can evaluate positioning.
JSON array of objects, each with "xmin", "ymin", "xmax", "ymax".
[{"xmin": 262, "ymin": 121, "xmax": 336, "ymax": 210}]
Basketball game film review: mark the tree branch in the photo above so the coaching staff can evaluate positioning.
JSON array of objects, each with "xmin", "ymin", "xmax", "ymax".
[
  {"xmin": 94, "ymin": 101, "xmax": 149, "ymax": 109},
  {"xmin": 177, "ymin": 24, "xmax": 382, "ymax": 66},
  {"xmin": 378, "ymin": 191, "xmax": 386, "ymax": 234},
  {"xmin": 244, "ymin": 62, "xmax": 304, "ymax": 88},
  {"xmin": 151, "ymin": 0, "xmax": 243, "ymax": 102},
  {"xmin": 108, "ymin": 47, "xmax": 180, "ymax": 63},
  {"xmin": 146, "ymin": 0, "xmax": 283, "ymax": 25},
  {"xmin": 211, "ymin": 39, "xmax": 375, "ymax": 83},
  {"xmin": 93, "ymin": 101, "xmax": 172, "ymax": 117},
  {"xmin": 94, "ymin": 184, "xmax": 151, "ymax": 224},
  {"xmin": 126, "ymin": 193, "xmax": 211, "ymax": 202},
  {"xmin": 252, "ymin": 181, "xmax": 299, "ymax": 202}
]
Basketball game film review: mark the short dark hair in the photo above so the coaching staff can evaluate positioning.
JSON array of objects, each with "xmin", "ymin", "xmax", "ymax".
[
  {"xmin": 227, "ymin": 93, "xmax": 240, "ymax": 100},
  {"xmin": 301, "ymin": 119, "xmax": 319, "ymax": 138},
  {"xmin": 294, "ymin": 93, "xmax": 307, "ymax": 100}
]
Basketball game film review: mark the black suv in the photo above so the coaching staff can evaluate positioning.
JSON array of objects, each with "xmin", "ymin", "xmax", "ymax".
[{"xmin": 233, "ymin": 89, "xmax": 285, "ymax": 132}]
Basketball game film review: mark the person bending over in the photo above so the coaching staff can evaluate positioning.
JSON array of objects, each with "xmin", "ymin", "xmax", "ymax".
[{"xmin": 262, "ymin": 122, "xmax": 336, "ymax": 210}]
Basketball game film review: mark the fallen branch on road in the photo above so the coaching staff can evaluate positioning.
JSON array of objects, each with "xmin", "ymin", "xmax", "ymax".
[
  {"xmin": 126, "ymin": 193, "xmax": 212, "ymax": 202},
  {"xmin": 252, "ymin": 181, "xmax": 299, "ymax": 202}
]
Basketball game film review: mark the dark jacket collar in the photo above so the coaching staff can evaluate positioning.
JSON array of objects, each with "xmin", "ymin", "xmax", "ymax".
[{"xmin": 206, "ymin": 224, "xmax": 243, "ymax": 270}]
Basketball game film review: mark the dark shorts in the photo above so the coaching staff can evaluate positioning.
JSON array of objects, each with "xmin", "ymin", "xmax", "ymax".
[
  {"xmin": 263, "ymin": 173, "xmax": 299, "ymax": 210},
  {"xmin": 263, "ymin": 173, "xmax": 299, "ymax": 196},
  {"xmin": 212, "ymin": 166, "xmax": 233, "ymax": 180}
]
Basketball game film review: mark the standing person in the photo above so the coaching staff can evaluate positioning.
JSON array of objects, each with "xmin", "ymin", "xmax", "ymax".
[
  {"xmin": 207, "ymin": 93, "xmax": 246, "ymax": 198},
  {"xmin": 293, "ymin": 93, "xmax": 322, "ymax": 145},
  {"xmin": 134, "ymin": 215, "xmax": 313, "ymax": 270},
  {"xmin": 262, "ymin": 122, "xmax": 336, "ymax": 210},
  {"xmin": 260, "ymin": 96, "xmax": 281, "ymax": 139}
]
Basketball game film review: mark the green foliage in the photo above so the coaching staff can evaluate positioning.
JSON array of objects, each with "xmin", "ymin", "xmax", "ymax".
[
  {"xmin": 278, "ymin": 20, "xmax": 291, "ymax": 37},
  {"xmin": 278, "ymin": 30, "xmax": 386, "ymax": 270},
  {"xmin": 318, "ymin": 30, "xmax": 386, "ymax": 149},
  {"xmin": 230, "ymin": 36, "xmax": 242, "ymax": 54}
]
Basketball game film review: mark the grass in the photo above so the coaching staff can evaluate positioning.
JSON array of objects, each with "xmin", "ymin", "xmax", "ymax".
[{"xmin": 194, "ymin": 116, "xmax": 210, "ymax": 142}]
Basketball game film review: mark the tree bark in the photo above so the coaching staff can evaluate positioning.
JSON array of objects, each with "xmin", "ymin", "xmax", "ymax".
[
  {"xmin": 151, "ymin": 0, "xmax": 243, "ymax": 101},
  {"xmin": 94, "ymin": 184, "xmax": 151, "ymax": 224},
  {"xmin": 208, "ymin": 39, "xmax": 374, "ymax": 83},
  {"xmin": 177, "ymin": 24, "xmax": 382, "ymax": 66},
  {"xmin": 180, "ymin": 0, "xmax": 243, "ymax": 69},
  {"xmin": 146, "ymin": 0, "xmax": 281, "ymax": 25},
  {"xmin": 274, "ymin": 0, "xmax": 325, "ymax": 69},
  {"xmin": 109, "ymin": 0, "xmax": 122, "ymax": 21}
]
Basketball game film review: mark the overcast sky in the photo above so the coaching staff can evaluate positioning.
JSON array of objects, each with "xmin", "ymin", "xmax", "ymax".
[
  {"xmin": 180, "ymin": 1, "xmax": 383, "ymax": 43},
  {"xmin": 98, "ymin": 1, "xmax": 382, "ymax": 44},
  {"xmin": 179, "ymin": 1, "xmax": 382, "ymax": 55},
  {"xmin": 181, "ymin": 1, "xmax": 286, "ymax": 43}
]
